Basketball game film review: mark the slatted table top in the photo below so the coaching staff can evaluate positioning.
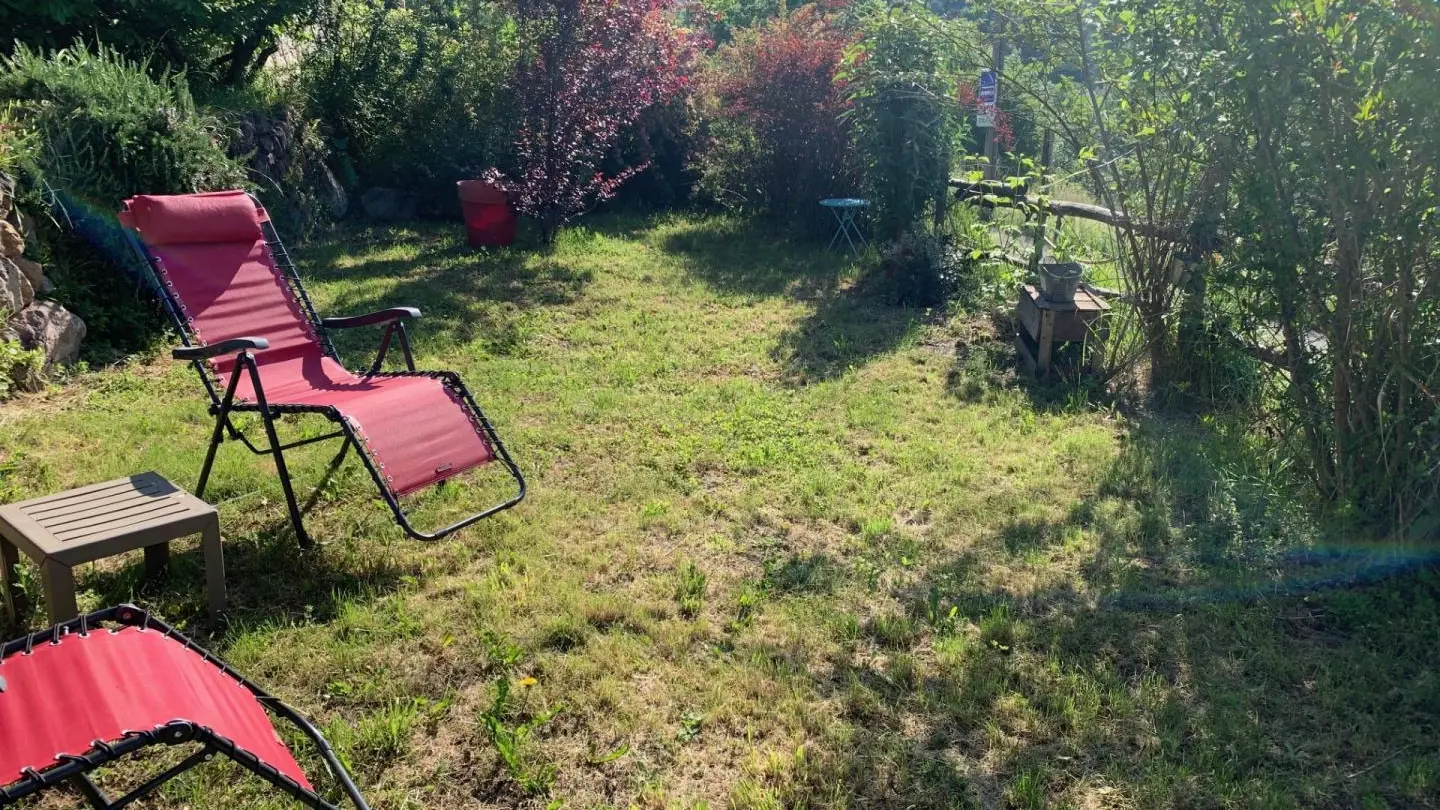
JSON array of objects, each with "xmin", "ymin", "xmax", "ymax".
[
  {"xmin": 1020, "ymin": 284, "xmax": 1111, "ymax": 313},
  {"xmin": 0, "ymin": 473, "xmax": 216, "ymax": 566}
]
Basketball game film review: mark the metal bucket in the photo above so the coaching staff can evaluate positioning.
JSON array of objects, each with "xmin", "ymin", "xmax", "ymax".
[{"xmin": 1040, "ymin": 262, "xmax": 1084, "ymax": 303}]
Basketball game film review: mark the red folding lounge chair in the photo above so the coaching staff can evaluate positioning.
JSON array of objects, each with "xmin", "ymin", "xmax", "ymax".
[
  {"xmin": 0, "ymin": 604, "xmax": 370, "ymax": 809},
  {"xmin": 118, "ymin": 190, "xmax": 525, "ymax": 546}
]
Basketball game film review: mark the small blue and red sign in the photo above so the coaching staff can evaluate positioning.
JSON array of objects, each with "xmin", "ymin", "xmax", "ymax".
[{"xmin": 978, "ymin": 71, "xmax": 998, "ymax": 106}]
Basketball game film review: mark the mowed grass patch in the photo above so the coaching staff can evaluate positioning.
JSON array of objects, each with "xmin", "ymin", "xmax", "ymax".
[{"xmin": 1, "ymin": 214, "xmax": 1436, "ymax": 809}]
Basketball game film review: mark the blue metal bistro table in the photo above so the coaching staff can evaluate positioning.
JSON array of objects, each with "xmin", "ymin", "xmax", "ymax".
[{"xmin": 820, "ymin": 198, "xmax": 869, "ymax": 257}]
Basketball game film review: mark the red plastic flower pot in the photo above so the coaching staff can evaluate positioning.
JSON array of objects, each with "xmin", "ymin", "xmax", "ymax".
[{"xmin": 456, "ymin": 180, "xmax": 517, "ymax": 247}]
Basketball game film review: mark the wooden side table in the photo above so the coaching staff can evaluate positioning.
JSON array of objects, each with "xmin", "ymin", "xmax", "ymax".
[
  {"xmin": 1015, "ymin": 284, "xmax": 1111, "ymax": 377},
  {"xmin": 0, "ymin": 472, "xmax": 224, "ymax": 624}
]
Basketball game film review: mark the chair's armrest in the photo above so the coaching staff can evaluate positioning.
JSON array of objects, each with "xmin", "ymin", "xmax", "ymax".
[
  {"xmin": 320, "ymin": 307, "xmax": 422, "ymax": 329},
  {"xmin": 172, "ymin": 337, "xmax": 270, "ymax": 361}
]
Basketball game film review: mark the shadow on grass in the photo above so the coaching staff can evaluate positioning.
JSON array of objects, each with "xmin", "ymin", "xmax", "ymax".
[
  {"xmin": 293, "ymin": 223, "xmax": 592, "ymax": 359},
  {"xmin": 943, "ymin": 310, "xmax": 1134, "ymax": 417},
  {"xmin": 656, "ymin": 215, "xmax": 932, "ymax": 384},
  {"xmin": 772, "ymin": 283, "xmax": 930, "ymax": 385},
  {"xmin": 780, "ymin": 420, "xmax": 1440, "ymax": 808},
  {"xmin": 659, "ymin": 216, "xmax": 846, "ymax": 298},
  {"xmin": 66, "ymin": 529, "xmax": 415, "ymax": 637}
]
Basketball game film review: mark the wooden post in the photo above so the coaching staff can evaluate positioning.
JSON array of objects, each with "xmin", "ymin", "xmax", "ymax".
[
  {"xmin": 1027, "ymin": 206, "xmax": 1049, "ymax": 280},
  {"xmin": 983, "ymin": 39, "xmax": 1005, "ymax": 182},
  {"xmin": 1037, "ymin": 310, "xmax": 1056, "ymax": 375},
  {"xmin": 980, "ymin": 39, "xmax": 1004, "ymax": 222}
]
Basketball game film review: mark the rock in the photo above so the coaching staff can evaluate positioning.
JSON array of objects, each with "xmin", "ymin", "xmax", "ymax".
[
  {"xmin": 38, "ymin": 276, "xmax": 54, "ymax": 296},
  {"xmin": 12, "ymin": 300, "xmax": 86, "ymax": 370},
  {"xmin": 13, "ymin": 256, "xmax": 42, "ymax": 290},
  {"xmin": 308, "ymin": 161, "xmax": 349, "ymax": 220},
  {"xmin": 17, "ymin": 212, "xmax": 36, "ymax": 248},
  {"xmin": 229, "ymin": 107, "xmax": 354, "ymax": 226},
  {"xmin": 0, "ymin": 173, "xmax": 13, "ymax": 220},
  {"xmin": 360, "ymin": 187, "xmax": 416, "ymax": 221},
  {"xmin": 0, "ymin": 256, "xmax": 34, "ymax": 313},
  {"xmin": 230, "ymin": 106, "xmax": 299, "ymax": 181},
  {"xmin": 0, "ymin": 220, "xmax": 23, "ymax": 258}
]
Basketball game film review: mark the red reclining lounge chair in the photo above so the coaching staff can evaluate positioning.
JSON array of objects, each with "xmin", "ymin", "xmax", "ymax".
[
  {"xmin": 119, "ymin": 191, "xmax": 524, "ymax": 545},
  {"xmin": 0, "ymin": 605, "xmax": 370, "ymax": 809}
]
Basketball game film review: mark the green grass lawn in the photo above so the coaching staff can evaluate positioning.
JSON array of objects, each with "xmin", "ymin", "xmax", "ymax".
[{"xmin": 1, "ymin": 214, "xmax": 1437, "ymax": 809}]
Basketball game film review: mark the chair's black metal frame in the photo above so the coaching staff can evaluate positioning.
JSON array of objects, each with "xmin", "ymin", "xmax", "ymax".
[
  {"xmin": 122, "ymin": 193, "xmax": 525, "ymax": 547},
  {"xmin": 0, "ymin": 604, "xmax": 371, "ymax": 810}
]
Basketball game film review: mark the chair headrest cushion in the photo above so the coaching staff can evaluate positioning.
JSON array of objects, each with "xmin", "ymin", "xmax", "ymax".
[{"xmin": 121, "ymin": 190, "xmax": 265, "ymax": 246}]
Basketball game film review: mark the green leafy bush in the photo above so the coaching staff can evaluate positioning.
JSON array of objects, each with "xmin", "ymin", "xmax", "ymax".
[
  {"xmin": 27, "ymin": 214, "xmax": 170, "ymax": 365},
  {"xmin": 0, "ymin": 337, "xmax": 45, "ymax": 401},
  {"xmin": 0, "ymin": 42, "xmax": 245, "ymax": 206},
  {"xmin": 0, "ymin": 43, "xmax": 229, "ymax": 365},
  {"xmin": 0, "ymin": 104, "xmax": 40, "ymax": 175},
  {"xmin": 698, "ymin": 0, "xmax": 803, "ymax": 42},
  {"xmin": 298, "ymin": 2, "xmax": 517, "ymax": 212},
  {"xmin": 870, "ymin": 229, "xmax": 963, "ymax": 307},
  {"xmin": 842, "ymin": 2, "xmax": 966, "ymax": 241},
  {"xmin": 695, "ymin": 5, "xmax": 859, "ymax": 233}
]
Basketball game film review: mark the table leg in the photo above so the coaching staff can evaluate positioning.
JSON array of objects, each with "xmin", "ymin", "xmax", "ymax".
[
  {"xmin": 41, "ymin": 559, "xmax": 78, "ymax": 624},
  {"xmin": 202, "ymin": 519, "xmax": 226, "ymax": 621},
  {"xmin": 842, "ymin": 213, "xmax": 861, "ymax": 257},
  {"xmin": 1089, "ymin": 319, "xmax": 1110, "ymax": 375},
  {"xmin": 144, "ymin": 542, "xmax": 171, "ymax": 578},
  {"xmin": 1014, "ymin": 335, "xmax": 1039, "ymax": 377},
  {"xmin": 827, "ymin": 209, "xmax": 846, "ymax": 251},
  {"xmin": 1037, "ymin": 310, "xmax": 1056, "ymax": 375},
  {"xmin": 1, "ymin": 540, "xmax": 19, "ymax": 622},
  {"xmin": 849, "ymin": 213, "xmax": 867, "ymax": 248}
]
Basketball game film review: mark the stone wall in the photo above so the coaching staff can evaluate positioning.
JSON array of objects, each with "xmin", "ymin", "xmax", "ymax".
[
  {"xmin": 230, "ymin": 105, "xmax": 348, "ymax": 222},
  {"xmin": 1, "ymin": 175, "xmax": 86, "ymax": 392}
]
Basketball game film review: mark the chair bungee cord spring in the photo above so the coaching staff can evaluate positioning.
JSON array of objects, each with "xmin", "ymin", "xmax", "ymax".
[
  {"xmin": 118, "ymin": 190, "xmax": 525, "ymax": 546},
  {"xmin": 0, "ymin": 604, "xmax": 370, "ymax": 809}
]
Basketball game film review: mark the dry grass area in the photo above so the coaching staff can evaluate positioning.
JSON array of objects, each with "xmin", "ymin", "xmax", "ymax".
[{"xmin": 1, "ymin": 215, "xmax": 1437, "ymax": 809}]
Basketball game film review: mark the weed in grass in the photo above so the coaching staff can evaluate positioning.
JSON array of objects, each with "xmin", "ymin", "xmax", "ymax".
[
  {"xmin": 479, "ymin": 676, "xmax": 564, "ymax": 798},
  {"xmin": 482, "ymin": 630, "xmax": 526, "ymax": 671},
  {"xmin": 921, "ymin": 584, "xmax": 960, "ymax": 635},
  {"xmin": 675, "ymin": 561, "xmax": 707, "ymax": 619},
  {"xmin": 641, "ymin": 499, "xmax": 670, "ymax": 522},
  {"xmin": 540, "ymin": 613, "xmax": 589, "ymax": 651},
  {"xmin": 869, "ymin": 613, "xmax": 920, "ymax": 648},
  {"xmin": 676, "ymin": 711, "xmax": 704, "ymax": 743},
  {"xmin": 584, "ymin": 741, "xmax": 631, "ymax": 766},
  {"xmin": 760, "ymin": 552, "xmax": 838, "ymax": 594},
  {"xmin": 731, "ymin": 582, "xmax": 763, "ymax": 631},
  {"xmin": 1006, "ymin": 768, "xmax": 1046, "ymax": 810},
  {"xmin": 978, "ymin": 604, "xmax": 1017, "ymax": 654}
]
